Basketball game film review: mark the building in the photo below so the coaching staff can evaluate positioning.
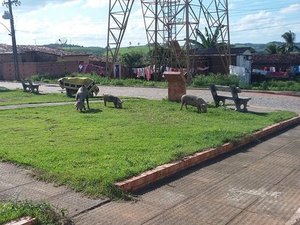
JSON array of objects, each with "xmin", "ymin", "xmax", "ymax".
[
  {"xmin": 192, "ymin": 47, "xmax": 254, "ymax": 75},
  {"xmin": 0, "ymin": 44, "xmax": 90, "ymax": 81}
]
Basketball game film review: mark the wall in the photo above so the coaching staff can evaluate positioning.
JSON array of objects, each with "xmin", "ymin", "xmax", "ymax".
[
  {"xmin": 252, "ymin": 54, "xmax": 300, "ymax": 70},
  {"xmin": 0, "ymin": 61, "xmax": 79, "ymax": 81},
  {"xmin": 192, "ymin": 55, "xmax": 238, "ymax": 75}
]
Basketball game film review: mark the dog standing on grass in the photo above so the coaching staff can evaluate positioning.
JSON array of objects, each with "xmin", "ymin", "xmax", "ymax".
[{"xmin": 75, "ymin": 85, "xmax": 89, "ymax": 111}]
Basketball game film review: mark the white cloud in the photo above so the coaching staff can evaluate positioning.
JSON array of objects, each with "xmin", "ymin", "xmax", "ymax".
[
  {"xmin": 1, "ymin": 0, "xmax": 300, "ymax": 46},
  {"xmin": 230, "ymin": 10, "xmax": 285, "ymax": 43},
  {"xmin": 83, "ymin": 0, "xmax": 108, "ymax": 9},
  {"xmin": 10, "ymin": 0, "xmax": 108, "ymax": 46},
  {"xmin": 280, "ymin": 4, "xmax": 300, "ymax": 14}
]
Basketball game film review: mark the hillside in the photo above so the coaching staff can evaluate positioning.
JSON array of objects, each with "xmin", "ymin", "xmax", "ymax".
[
  {"xmin": 44, "ymin": 44, "xmax": 106, "ymax": 56},
  {"xmin": 44, "ymin": 42, "xmax": 300, "ymax": 56},
  {"xmin": 234, "ymin": 42, "xmax": 300, "ymax": 53}
]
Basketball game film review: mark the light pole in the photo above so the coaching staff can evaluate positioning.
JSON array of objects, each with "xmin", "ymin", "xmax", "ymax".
[{"xmin": 2, "ymin": 0, "xmax": 21, "ymax": 81}]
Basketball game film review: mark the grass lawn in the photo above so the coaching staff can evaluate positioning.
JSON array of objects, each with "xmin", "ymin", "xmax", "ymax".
[
  {"xmin": 0, "ymin": 89, "xmax": 74, "ymax": 106},
  {"xmin": 0, "ymin": 96, "xmax": 297, "ymax": 198}
]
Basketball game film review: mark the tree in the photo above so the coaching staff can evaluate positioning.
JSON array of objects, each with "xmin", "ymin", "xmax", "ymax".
[
  {"xmin": 281, "ymin": 30, "xmax": 300, "ymax": 53},
  {"xmin": 265, "ymin": 43, "xmax": 281, "ymax": 54},
  {"xmin": 189, "ymin": 27, "xmax": 221, "ymax": 49},
  {"xmin": 120, "ymin": 51, "xmax": 145, "ymax": 68},
  {"xmin": 120, "ymin": 51, "xmax": 146, "ymax": 78}
]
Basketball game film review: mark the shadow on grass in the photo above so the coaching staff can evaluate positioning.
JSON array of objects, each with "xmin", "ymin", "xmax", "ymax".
[
  {"xmin": 0, "ymin": 87, "xmax": 12, "ymax": 92},
  {"xmin": 247, "ymin": 111, "xmax": 269, "ymax": 116},
  {"xmin": 82, "ymin": 108, "xmax": 102, "ymax": 114}
]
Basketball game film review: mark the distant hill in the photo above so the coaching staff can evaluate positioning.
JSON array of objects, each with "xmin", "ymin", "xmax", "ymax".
[
  {"xmin": 62, "ymin": 46, "xmax": 106, "ymax": 56},
  {"xmin": 44, "ymin": 42, "xmax": 300, "ymax": 56},
  {"xmin": 233, "ymin": 43, "xmax": 267, "ymax": 53},
  {"xmin": 44, "ymin": 44, "xmax": 106, "ymax": 56},
  {"xmin": 234, "ymin": 42, "xmax": 300, "ymax": 53}
]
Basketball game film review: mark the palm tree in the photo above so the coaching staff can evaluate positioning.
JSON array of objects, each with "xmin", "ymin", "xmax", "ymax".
[
  {"xmin": 265, "ymin": 43, "xmax": 281, "ymax": 54},
  {"xmin": 281, "ymin": 30, "xmax": 300, "ymax": 53},
  {"xmin": 189, "ymin": 27, "xmax": 221, "ymax": 49}
]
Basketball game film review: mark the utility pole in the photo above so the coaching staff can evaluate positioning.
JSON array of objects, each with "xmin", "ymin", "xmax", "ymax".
[{"xmin": 2, "ymin": 0, "xmax": 21, "ymax": 81}]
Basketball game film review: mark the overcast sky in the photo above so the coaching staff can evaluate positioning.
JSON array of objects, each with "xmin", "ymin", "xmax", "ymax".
[{"xmin": 0, "ymin": 0, "xmax": 299, "ymax": 47}]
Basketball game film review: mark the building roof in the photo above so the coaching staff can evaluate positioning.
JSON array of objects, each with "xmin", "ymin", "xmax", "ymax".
[
  {"xmin": 0, "ymin": 44, "xmax": 89, "ymax": 56},
  {"xmin": 193, "ymin": 47, "xmax": 255, "ymax": 56}
]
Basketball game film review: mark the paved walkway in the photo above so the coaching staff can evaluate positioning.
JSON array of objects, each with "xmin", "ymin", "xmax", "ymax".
[{"xmin": 1, "ymin": 81, "xmax": 300, "ymax": 224}]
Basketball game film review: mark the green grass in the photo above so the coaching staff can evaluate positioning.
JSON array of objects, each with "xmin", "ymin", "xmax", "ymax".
[
  {"xmin": 0, "ymin": 88, "xmax": 74, "ymax": 106},
  {"xmin": 117, "ymin": 45, "xmax": 149, "ymax": 55},
  {"xmin": 0, "ymin": 97, "xmax": 296, "ymax": 198},
  {"xmin": 251, "ymin": 80, "xmax": 300, "ymax": 91},
  {"xmin": 0, "ymin": 201, "xmax": 73, "ymax": 225},
  {"xmin": 191, "ymin": 74, "xmax": 240, "ymax": 87}
]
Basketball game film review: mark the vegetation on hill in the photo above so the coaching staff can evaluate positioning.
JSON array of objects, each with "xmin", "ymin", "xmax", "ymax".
[
  {"xmin": 44, "ymin": 44, "xmax": 106, "ymax": 56},
  {"xmin": 62, "ymin": 46, "xmax": 106, "ymax": 56},
  {"xmin": 265, "ymin": 31, "xmax": 300, "ymax": 54},
  {"xmin": 44, "ymin": 42, "xmax": 300, "ymax": 56}
]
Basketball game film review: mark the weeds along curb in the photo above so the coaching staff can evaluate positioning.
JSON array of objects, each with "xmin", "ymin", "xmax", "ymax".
[{"xmin": 115, "ymin": 115, "xmax": 300, "ymax": 192}]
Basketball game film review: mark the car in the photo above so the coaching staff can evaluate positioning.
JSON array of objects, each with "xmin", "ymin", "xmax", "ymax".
[{"xmin": 58, "ymin": 77, "xmax": 99, "ymax": 97}]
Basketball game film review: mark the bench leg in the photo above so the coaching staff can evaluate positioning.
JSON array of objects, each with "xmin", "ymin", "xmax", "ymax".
[
  {"xmin": 32, "ymin": 87, "xmax": 39, "ymax": 93},
  {"xmin": 235, "ymin": 102, "xmax": 248, "ymax": 112},
  {"xmin": 23, "ymin": 85, "xmax": 31, "ymax": 92},
  {"xmin": 30, "ymin": 85, "xmax": 39, "ymax": 93},
  {"xmin": 214, "ymin": 99, "xmax": 225, "ymax": 107}
]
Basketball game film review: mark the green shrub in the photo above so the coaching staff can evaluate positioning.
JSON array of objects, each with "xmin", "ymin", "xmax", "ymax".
[
  {"xmin": 251, "ymin": 80, "xmax": 300, "ymax": 91},
  {"xmin": 191, "ymin": 73, "xmax": 240, "ymax": 88}
]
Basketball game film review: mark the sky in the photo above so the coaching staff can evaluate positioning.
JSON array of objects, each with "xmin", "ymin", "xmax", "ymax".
[{"xmin": 0, "ymin": 0, "xmax": 299, "ymax": 47}]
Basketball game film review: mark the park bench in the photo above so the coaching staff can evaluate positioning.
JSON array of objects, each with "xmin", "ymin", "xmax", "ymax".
[
  {"xmin": 21, "ymin": 80, "xmax": 40, "ymax": 93},
  {"xmin": 210, "ymin": 84, "xmax": 251, "ymax": 112}
]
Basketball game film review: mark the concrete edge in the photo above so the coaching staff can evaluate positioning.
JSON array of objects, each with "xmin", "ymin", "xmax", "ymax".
[
  {"xmin": 115, "ymin": 115, "xmax": 300, "ymax": 192},
  {"xmin": 4, "ymin": 217, "xmax": 36, "ymax": 225}
]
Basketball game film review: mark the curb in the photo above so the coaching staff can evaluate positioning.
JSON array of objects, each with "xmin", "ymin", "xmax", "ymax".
[
  {"xmin": 115, "ymin": 115, "xmax": 300, "ymax": 192},
  {"xmin": 4, "ymin": 217, "xmax": 36, "ymax": 225},
  {"xmin": 243, "ymin": 90, "xmax": 300, "ymax": 98}
]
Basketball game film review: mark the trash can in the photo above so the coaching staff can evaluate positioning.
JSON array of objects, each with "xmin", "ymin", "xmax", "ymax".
[{"xmin": 163, "ymin": 71, "xmax": 186, "ymax": 101}]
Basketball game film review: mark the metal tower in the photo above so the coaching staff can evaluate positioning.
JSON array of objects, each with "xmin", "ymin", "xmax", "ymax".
[
  {"xmin": 106, "ymin": 0, "xmax": 230, "ymax": 78},
  {"xmin": 106, "ymin": 0, "xmax": 135, "ymax": 77},
  {"xmin": 199, "ymin": 0, "xmax": 231, "ymax": 73}
]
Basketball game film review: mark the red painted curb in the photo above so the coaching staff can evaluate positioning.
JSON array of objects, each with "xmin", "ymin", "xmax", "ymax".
[{"xmin": 115, "ymin": 115, "xmax": 300, "ymax": 192}]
